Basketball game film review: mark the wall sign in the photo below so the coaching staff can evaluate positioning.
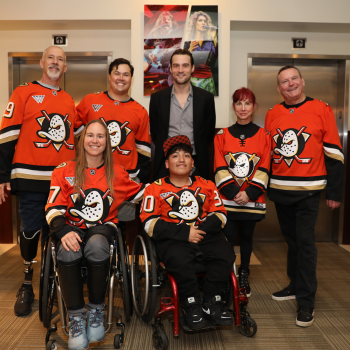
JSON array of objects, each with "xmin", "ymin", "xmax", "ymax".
[
  {"xmin": 292, "ymin": 38, "xmax": 306, "ymax": 49},
  {"xmin": 53, "ymin": 35, "xmax": 68, "ymax": 46}
]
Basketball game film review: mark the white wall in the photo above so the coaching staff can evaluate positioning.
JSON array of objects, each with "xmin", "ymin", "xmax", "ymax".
[
  {"xmin": 230, "ymin": 30, "xmax": 350, "ymax": 128},
  {"xmin": 1, "ymin": 0, "xmax": 350, "ymax": 127}
]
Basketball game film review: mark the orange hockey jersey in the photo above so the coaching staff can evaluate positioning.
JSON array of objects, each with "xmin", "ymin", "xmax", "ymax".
[
  {"xmin": 0, "ymin": 81, "xmax": 83, "ymax": 193},
  {"xmin": 140, "ymin": 176, "xmax": 227, "ymax": 242},
  {"xmin": 76, "ymin": 92, "xmax": 151, "ymax": 181},
  {"xmin": 265, "ymin": 97, "xmax": 344, "ymax": 204},
  {"xmin": 45, "ymin": 160, "xmax": 145, "ymax": 233},
  {"xmin": 214, "ymin": 123, "xmax": 271, "ymax": 220}
]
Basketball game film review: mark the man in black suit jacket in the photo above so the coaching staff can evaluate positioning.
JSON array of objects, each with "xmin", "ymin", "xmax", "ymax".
[{"xmin": 149, "ymin": 49, "xmax": 216, "ymax": 181}]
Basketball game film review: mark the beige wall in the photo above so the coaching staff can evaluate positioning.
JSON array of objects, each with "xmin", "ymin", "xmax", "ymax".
[
  {"xmin": 230, "ymin": 30, "xmax": 350, "ymax": 127},
  {"xmin": 1, "ymin": 0, "xmax": 350, "ymax": 127}
]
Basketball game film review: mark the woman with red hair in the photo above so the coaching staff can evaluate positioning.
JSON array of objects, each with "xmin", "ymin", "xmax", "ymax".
[{"xmin": 214, "ymin": 87, "xmax": 271, "ymax": 297}]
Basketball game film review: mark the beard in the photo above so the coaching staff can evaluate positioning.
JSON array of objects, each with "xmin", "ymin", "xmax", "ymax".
[
  {"xmin": 173, "ymin": 74, "xmax": 191, "ymax": 85},
  {"xmin": 47, "ymin": 65, "xmax": 61, "ymax": 80}
]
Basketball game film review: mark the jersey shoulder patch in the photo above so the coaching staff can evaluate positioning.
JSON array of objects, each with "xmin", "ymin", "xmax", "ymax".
[
  {"xmin": 216, "ymin": 129, "xmax": 224, "ymax": 135},
  {"xmin": 19, "ymin": 82, "xmax": 29, "ymax": 87},
  {"xmin": 198, "ymin": 176, "xmax": 208, "ymax": 183},
  {"xmin": 318, "ymin": 99, "xmax": 329, "ymax": 107},
  {"xmin": 153, "ymin": 179, "xmax": 163, "ymax": 186},
  {"xmin": 93, "ymin": 91, "xmax": 102, "ymax": 95},
  {"xmin": 56, "ymin": 162, "xmax": 67, "ymax": 169}
]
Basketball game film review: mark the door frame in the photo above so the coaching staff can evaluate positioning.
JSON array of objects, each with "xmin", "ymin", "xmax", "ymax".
[{"xmin": 247, "ymin": 53, "xmax": 350, "ymax": 244}]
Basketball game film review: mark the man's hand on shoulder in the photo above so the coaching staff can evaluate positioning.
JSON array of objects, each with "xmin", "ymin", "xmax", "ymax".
[
  {"xmin": 0, "ymin": 182, "xmax": 11, "ymax": 204},
  {"xmin": 188, "ymin": 225, "xmax": 206, "ymax": 243},
  {"xmin": 326, "ymin": 199, "xmax": 340, "ymax": 210}
]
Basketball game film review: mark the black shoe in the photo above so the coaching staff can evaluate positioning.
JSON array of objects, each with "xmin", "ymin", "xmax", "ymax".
[
  {"xmin": 296, "ymin": 306, "xmax": 314, "ymax": 327},
  {"xmin": 14, "ymin": 284, "xmax": 35, "ymax": 316},
  {"xmin": 271, "ymin": 286, "xmax": 296, "ymax": 301},
  {"xmin": 238, "ymin": 270, "xmax": 251, "ymax": 297},
  {"xmin": 182, "ymin": 297, "xmax": 206, "ymax": 330},
  {"xmin": 202, "ymin": 295, "xmax": 233, "ymax": 326}
]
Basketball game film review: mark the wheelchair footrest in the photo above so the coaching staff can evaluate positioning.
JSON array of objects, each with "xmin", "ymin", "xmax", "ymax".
[{"xmin": 179, "ymin": 316, "xmax": 225, "ymax": 332}]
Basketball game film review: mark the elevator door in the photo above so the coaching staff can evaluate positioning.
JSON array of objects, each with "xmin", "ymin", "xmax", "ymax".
[
  {"xmin": 248, "ymin": 56, "xmax": 347, "ymax": 242},
  {"xmin": 10, "ymin": 52, "xmax": 112, "ymax": 105}
]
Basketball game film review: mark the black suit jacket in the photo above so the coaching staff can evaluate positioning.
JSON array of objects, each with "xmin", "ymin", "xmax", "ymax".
[{"xmin": 149, "ymin": 85, "xmax": 216, "ymax": 180}]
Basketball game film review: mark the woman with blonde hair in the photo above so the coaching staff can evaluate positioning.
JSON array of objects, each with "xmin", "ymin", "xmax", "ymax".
[
  {"xmin": 45, "ymin": 119, "xmax": 145, "ymax": 350},
  {"xmin": 184, "ymin": 11, "xmax": 218, "ymax": 95}
]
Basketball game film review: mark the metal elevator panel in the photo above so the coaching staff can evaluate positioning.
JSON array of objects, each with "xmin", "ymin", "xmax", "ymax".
[{"xmin": 247, "ymin": 55, "xmax": 349, "ymax": 243}]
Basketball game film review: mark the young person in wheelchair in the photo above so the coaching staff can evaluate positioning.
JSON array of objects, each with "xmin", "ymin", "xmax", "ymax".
[
  {"xmin": 45, "ymin": 119, "xmax": 145, "ymax": 350},
  {"xmin": 140, "ymin": 135, "xmax": 235, "ymax": 330}
]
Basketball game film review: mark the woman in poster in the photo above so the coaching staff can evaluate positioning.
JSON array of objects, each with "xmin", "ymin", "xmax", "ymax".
[{"xmin": 184, "ymin": 11, "xmax": 218, "ymax": 95}]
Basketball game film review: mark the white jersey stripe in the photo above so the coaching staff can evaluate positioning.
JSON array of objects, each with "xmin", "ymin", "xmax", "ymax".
[
  {"xmin": 0, "ymin": 129, "xmax": 20, "ymax": 140},
  {"xmin": 11, "ymin": 168, "xmax": 53, "ymax": 177},
  {"xmin": 323, "ymin": 146, "xmax": 344, "ymax": 160},
  {"xmin": 216, "ymin": 174, "xmax": 232, "ymax": 188},
  {"xmin": 222, "ymin": 199, "xmax": 266, "ymax": 209},
  {"xmin": 270, "ymin": 179, "xmax": 327, "ymax": 187},
  {"xmin": 135, "ymin": 143, "xmax": 151, "ymax": 154}
]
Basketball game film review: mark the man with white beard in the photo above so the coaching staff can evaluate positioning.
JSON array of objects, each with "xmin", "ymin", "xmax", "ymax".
[{"xmin": 0, "ymin": 46, "xmax": 82, "ymax": 317}]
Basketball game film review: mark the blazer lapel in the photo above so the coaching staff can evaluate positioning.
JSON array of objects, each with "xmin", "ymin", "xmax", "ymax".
[{"xmin": 192, "ymin": 86, "xmax": 202, "ymax": 136}]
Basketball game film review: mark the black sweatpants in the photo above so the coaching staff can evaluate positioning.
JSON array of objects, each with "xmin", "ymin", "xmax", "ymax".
[
  {"xmin": 275, "ymin": 193, "xmax": 320, "ymax": 308},
  {"xmin": 223, "ymin": 219, "xmax": 256, "ymax": 272},
  {"xmin": 156, "ymin": 232, "xmax": 234, "ymax": 303}
]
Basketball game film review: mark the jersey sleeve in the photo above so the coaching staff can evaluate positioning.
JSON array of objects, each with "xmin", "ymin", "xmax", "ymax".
[
  {"xmin": 245, "ymin": 129, "xmax": 271, "ymax": 201},
  {"xmin": 72, "ymin": 105, "xmax": 84, "ymax": 136},
  {"xmin": 140, "ymin": 184, "xmax": 190, "ymax": 242},
  {"xmin": 135, "ymin": 108, "xmax": 151, "ymax": 182},
  {"xmin": 322, "ymin": 105, "xmax": 344, "ymax": 201},
  {"xmin": 213, "ymin": 131, "xmax": 240, "ymax": 199},
  {"xmin": 117, "ymin": 166, "xmax": 146, "ymax": 204},
  {"xmin": 0, "ymin": 90, "xmax": 25, "ymax": 183},
  {"xmin": 45, "ymin": 167, "xmax": 69, "ymax": 225},
  {"xmin": 197, "ymin": 180, "xmax": 227, "ymax": 236},
  {"xmin": 76, "ymin": 96, "xmax": 89, "ymax": 127}
]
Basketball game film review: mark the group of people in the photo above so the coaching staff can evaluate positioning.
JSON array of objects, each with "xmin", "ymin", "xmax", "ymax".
[{"xmin": 0, "ymin": 45, "xmax": 344, "ymax": 350}]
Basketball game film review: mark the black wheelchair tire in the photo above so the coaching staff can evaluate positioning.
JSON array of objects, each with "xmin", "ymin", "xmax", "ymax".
[
  {"xmin": 114, "ymin": 334, "xmax": 122, "ymax": 349},
  {"xmin": 239, "ymin": 316, "xmax": 257, "ymax": 337},
  {"xmin": 117, "ymin": 231, "xmax": 131, "ymax": 322},
  {"xmin": 46, "ymin": 339, "xmax": 57, "ymax": 350},
  {"xmin": 42, "ymin": 237, "xmax": 56, "ymax": 328},
  {"xmin": 39, "ymin": 238, "xmax": 49, "ymax": 322},
  {"xmin": 153, "ymin": 329, "xmax": 169, "ymax": 350}
]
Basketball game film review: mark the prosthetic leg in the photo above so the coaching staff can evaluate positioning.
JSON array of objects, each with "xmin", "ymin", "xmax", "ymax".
[{"xmin": 14, "ymin": 230, "xmax": 40, "ymax": 316}]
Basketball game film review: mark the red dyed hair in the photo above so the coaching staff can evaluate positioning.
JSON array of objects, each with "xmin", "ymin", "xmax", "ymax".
[{"xmin": 232, "ymin": 87, "xmax": 256, "ymax": 105}]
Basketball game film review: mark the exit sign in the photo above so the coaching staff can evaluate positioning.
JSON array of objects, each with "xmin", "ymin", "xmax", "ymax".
[{"xmin": 292, "ymin": 38, "xmax": 306, "ymax": 49}]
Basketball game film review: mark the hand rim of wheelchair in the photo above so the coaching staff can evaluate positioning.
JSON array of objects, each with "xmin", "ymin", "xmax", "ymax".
[
  {"xmin": 131, "ymin": 234, "xmax": 150, "ymax": 317},
  {"xmin": 131, "ymin": 233, "xmax": 157, "ymax": 321},
  {"xmin": 39, "ymin": 237, "xmax": 49, "ymax": 322}
]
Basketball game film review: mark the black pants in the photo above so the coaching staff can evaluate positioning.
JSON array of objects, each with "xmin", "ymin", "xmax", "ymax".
[
  {"xmin": 223, "ymin": 219, "xmax": 256, "ymax": 272},
  {"xmin": 275, "ymin": 193, "xmax": 320, "ymax": 308},
  {"xmin": 156, "ymin": 232, "xmax": 234, "ymax": 303}
]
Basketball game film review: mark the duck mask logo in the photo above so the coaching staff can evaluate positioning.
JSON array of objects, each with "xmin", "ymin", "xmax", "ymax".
[
  {"xmin": 34, "ymin": 110, "xmax": 74, "ymax": 151},
  {"xmin": 100, "ymin": 117, "xmax": 132, "ymax": 155},
  {"xmin": 272, "ymin": 127, "xmax": 312, "ymax": 167},
  {"xmin": 224, "ymin": 152, "xmax": 260, "ymax": 187},
  {"xmin": 68, "ymin": 188, "xmax": 114, "ymax": 228},
  {"xmin": 165, "ymin": 187, "xmax": 206, "ymax": 225}
]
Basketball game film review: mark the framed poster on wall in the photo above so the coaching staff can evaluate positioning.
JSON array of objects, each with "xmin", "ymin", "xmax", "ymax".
[{"xmin": 144, "ymin": 5, "xmax": 218, "ymax": 96}]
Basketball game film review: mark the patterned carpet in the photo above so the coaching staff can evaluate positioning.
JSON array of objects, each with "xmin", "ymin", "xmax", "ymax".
[{"xmin": 0, "ymin": 242, "xmax": 350, "ymax": 350}]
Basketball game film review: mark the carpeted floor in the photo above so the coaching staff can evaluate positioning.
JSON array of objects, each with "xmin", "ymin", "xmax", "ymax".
[{"xmin": 1, "ymin": 241, "xmax": 350, "ymax": 350}]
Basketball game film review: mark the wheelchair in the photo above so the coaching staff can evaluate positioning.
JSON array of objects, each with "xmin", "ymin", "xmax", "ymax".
[
  {"xmin": 131, "ymin": 232, "xmax": 257, "ymax": 350},
  {"xmin": 39, "ymin": 226, "xmax": 132, "ymax": 350}
]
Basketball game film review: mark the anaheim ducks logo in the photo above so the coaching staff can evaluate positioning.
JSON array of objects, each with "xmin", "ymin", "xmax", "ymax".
[
  {"xmin": 34, "ymin": 110, "xmax": 74, "ymax": 151},
  {"xmin": 272, "ymin": 127, "xmax": 312, "ymax": 167},
  {"xmin": 164, "ymin": 187, "xmax": 206, "ymax": 225},
  {"xmin": 100, "ymin": 117, "xmax": 132, "ymax": 155},
  {"xmin": 224, "ymin": 152, "xmax": 260, "ymax": 187},
  {"xmin": 68, "ymin": 188, "xmax": 113, "ymax": 228}
]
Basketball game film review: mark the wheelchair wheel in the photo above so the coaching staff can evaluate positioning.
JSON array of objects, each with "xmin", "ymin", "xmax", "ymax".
[
  {"xmin": 117, "ymin": 231, "xmax": 131, "ymax": 322},
  {"xmin": 131, "ymin": 234, "xmax": 157, "ymax": 322},
  {"xmin": 121, "ymin": 228, "xmax": 134, "ymax": 318},
  {"xmin": 239, "ymin": 316, "xmax": 257, "ymax": 337},
  {"xmin": 46, "ymin": 339, "xmax": 57, "ymax": 350},
  {"xmin": 41, "ymin": 237, "xmax": 56, "ymax": 328},
  {"xmin": 39, "ymin": 238, "xmax": 49, "ymax": 322},
  {"xmin": 153, "ymin": 329, "xmax": 169, "ymax": 350}
]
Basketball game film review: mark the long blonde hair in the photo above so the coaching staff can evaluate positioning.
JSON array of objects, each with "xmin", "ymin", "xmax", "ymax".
[
  {"xmin": 185, "ymin": 11, "xmax": 212, "ymax": 41},
  {"xmin": 74, "ymin": 119, "xmax": 115, "ymax": 195}
]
